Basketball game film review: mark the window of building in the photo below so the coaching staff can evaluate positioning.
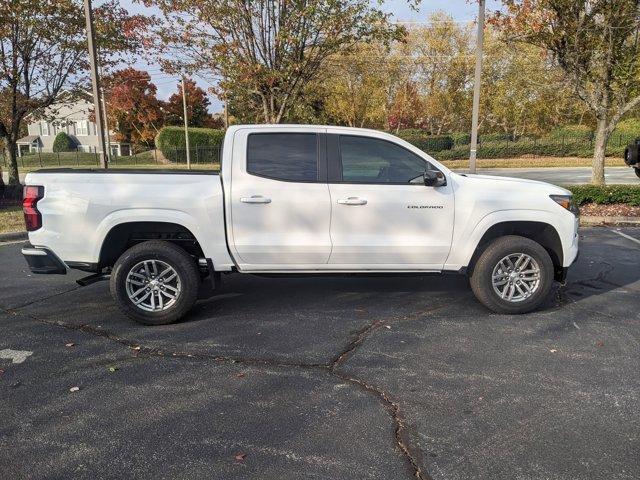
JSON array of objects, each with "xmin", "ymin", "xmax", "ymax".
[{"xmin": 75, "ymin": 120, "xmax": 89, "ymax": 136}]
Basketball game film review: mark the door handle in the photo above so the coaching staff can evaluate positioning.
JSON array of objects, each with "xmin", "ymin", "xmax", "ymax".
[
  {"xmin": 240, "ymin": 195, "xmax": 272, "ymax": 204},
  {"xmin": 337, "ymin": 197, "xmax": 367, "ymax": 206}
]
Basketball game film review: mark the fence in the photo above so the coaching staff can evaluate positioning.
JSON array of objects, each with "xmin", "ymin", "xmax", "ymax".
[
  {"xmin": 2, "ymin": 133, "xmax": 637, "ymax": 170},
  {"xmin": 411, "ymin": 132, "xmax": 639, "ymax": 161},
  {"xmin": 0, "ymin": 145, "xmax": 221, "ymax": 170}
]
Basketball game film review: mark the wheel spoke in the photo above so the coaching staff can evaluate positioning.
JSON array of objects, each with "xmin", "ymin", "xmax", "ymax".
[
  {"xmin": 492, "ymin": 253, "xmax": 541, "ymax": 303},
  {"xmin": 160, "ymin": 290, "xmax": 176, "ymax": 300},
  {"xmin": 162, "ymin": 272, "xmax": 177, "ymax": 283},
  {"xmin": 133, "ymin": 291, "xmax": 151, "ymax": 305},
  {"xmin": 126, "ymin": 259, "xmax": 181, "ymax": 312}
]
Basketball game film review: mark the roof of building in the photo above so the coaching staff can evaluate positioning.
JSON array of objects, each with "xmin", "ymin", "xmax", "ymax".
[{"xmin": 17, "ymin": 135, "xmax": 40, "ymax": 144}]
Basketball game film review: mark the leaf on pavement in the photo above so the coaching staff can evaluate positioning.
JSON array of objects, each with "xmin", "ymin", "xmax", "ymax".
[
  {"xmin": 69, "ymin": 386, "xmax": 80, "ymax": 392},
  {"xmin": 234, "ymin": 453, "xmax": 246, "ymax": 461}
]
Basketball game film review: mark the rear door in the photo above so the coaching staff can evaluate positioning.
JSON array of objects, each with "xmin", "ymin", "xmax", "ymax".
[
  {"xmin": 229, "ymin": 128, "xmax": 332, "ymax": 267},
  {"xmin": 326, "ymin": 132, "xmax": 454, "ymax": 269}
]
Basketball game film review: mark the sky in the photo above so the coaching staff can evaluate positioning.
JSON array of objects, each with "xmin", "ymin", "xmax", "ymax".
[{"xmin": 119, "ymin": 0, "xmax": 503, "ymax": 112}]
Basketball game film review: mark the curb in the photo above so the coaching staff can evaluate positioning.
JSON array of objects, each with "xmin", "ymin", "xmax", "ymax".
[
  {"xmin": 580, "ymin": 216, "xmax": 640, "ymax": 226},
  {"xmin": 0, "ymin": 231, "xmax": 27, "ymax": 242}
]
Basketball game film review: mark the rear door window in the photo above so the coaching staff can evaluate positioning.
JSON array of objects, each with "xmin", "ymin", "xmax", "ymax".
[{"xmin": 247, "ymin": 133, "xmax": 318, "ymax": 182}]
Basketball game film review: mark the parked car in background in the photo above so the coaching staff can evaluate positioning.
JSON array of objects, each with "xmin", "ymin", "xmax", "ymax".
[
  {"xmin": 624, "ymin": 138, "xmax": 640, "ymax": 179},
  {"xmin": 21, "ymin": 125, "xmax": 579, "ymax": 325}
]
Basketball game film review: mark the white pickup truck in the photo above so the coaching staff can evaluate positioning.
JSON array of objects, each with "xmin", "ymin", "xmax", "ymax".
[{"xmin": 22, "ymin": 125, "xmax": 579, "ymax": 325}]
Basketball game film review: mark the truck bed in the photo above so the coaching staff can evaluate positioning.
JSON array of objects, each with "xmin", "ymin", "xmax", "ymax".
[{"xmin": 25, "ymin": 169, "xmax": 233, "ymax": 270}]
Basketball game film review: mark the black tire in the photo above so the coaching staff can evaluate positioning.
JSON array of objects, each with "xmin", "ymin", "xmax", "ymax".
[
  {"xmin": 635, "ymin": 167, "xmax": 640, "ymax": 179},
  {"xmin": 110, "ymin": 240, "xmax": 200, "ymax": 325},
  {"xmin": 469, "ymin": 235, "xmax": 554, "ymax": 314}
]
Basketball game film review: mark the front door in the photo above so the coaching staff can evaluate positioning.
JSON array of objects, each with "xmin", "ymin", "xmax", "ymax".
[
  {"xmin": 230, "ymin": 128, "xmax": 332, "ymax": 268},
  {"xmin": 327, "ymin": 133, "xmax": 454, "ymax": 269}
]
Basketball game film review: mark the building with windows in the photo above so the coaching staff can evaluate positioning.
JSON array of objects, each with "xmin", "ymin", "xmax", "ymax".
[{"xmin": 16, "ymin": 93, "xmax": 131, "ymax": 157}]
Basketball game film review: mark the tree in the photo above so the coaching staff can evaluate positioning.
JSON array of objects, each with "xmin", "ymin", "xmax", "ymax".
[
  {"xmin": 322, "ymin": 43, "xmax": 395, "ymax": 128},
  {"xmin": 102, "ymin": 68, "xmax": 163, "ymax": 147},
  {"xmin": 480, "ymin": 27, "xmax": 587, "ymax": 138},
  {"xmin": 495, "ymin": 0, "xmax": 640, "ymax": 184},
  {"xmin": 165, "ymin": 78, "xmax": 212, "ymax": 127},
  {"xmin": 388, "ymin": 81, "xmax": 424, "ymax": 131},
  {"xmin": 53, "ymin": 132, "xmax": 74, "ymax": 152},
  {"xmin": 0, "ymin": 0, "xmax": 149, "ymax": 184},
  {"xmin": 402, "ymin": 13, "xmax": 475, "ymax": 134},
  {"xmin": 147, "ymin": 0, "xmax": 406, "ymax": 123}
]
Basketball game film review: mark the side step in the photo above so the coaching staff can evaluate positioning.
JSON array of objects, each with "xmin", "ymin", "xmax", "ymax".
[{"xmin": 76, "ymin": 273, "xmax": 110, "ymax": 287}]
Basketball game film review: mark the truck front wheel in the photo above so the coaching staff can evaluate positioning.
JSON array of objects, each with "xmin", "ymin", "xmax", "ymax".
[
  {"xmin": 110, "ymin": 240, "xmax": 200, "ymax": 325},
  {"xmin": 470, "ymin": 235, "xmax": 554, "ymax": 314}
]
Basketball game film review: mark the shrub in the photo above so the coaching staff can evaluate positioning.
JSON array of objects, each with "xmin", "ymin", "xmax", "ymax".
[
  {"xmin": 156, "ymin": 126, "xmax": 225, "ymax": 163},
  {"xmin": 565, "ymin": 185, "xmax": 640, "ymax": 206},
  {"xmin": 394, "ymin": 130, "xmax": 454, "ymax": 152},
  {"xmin": 52, "ymin": 132, "xmax": 74, "ymax": 152},
  {"xmin": 612, "ymin": 118, "xmax": 640, "ymax": 137},
  {"xmin": 450, "ymin": 132, "xmax": 471, "ymax": 145},
  {"xmin": 546, "ymin": 124, "xmax": 593, "ymax": 140},
  {"xmin": 479, "ymin": 132, "xmax": 514, "ymax": 143}
]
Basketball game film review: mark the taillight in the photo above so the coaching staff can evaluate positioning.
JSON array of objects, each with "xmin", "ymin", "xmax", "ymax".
[{"xmin": 23, "ymin": 186, "xmax": 44, "ymax": 231}]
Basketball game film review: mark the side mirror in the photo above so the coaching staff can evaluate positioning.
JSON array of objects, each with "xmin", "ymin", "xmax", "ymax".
[{"xmin": 424, "ymin": 169, "xmax": 447, "ymax": 187}]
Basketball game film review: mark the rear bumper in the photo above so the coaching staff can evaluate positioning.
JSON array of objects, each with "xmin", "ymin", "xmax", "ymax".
[{"xmin": 22, "ymin": 244, "xmax": 67, "ymax": 274}]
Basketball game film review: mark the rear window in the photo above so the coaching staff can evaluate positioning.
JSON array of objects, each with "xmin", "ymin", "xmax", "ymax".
[{"xmin": 247, "ymin": 133, "xmax": 318, "ymax": 182}]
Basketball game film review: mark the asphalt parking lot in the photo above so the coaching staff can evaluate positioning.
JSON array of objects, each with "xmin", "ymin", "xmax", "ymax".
[{"xmin": 1, "ymin": 227, "xmax": 639, "ymax": 480}]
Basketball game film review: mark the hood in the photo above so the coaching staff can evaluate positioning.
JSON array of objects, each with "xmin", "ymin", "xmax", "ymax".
[{"xmin": 454, "ymin": 173, "xmax": 571, "ymax": 196}]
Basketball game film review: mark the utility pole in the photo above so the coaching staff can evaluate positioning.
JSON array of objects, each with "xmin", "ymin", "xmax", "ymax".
[
  {"xmin": 182, "ymin": 75, "xmax": 191, "ymax": 170},
  {"xmin": 99, "ymin": 64, "xmax": 112, "ymax": 161},
  {"xmin": 83, "ymin": 0, "xmax": 108, "ymax": 169},
  {"xmin": 469, "ymin": 0, "xmax": 485, "ymax": 174}
]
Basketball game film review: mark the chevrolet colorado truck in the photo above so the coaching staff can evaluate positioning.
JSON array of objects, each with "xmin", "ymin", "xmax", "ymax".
[{"xmin": 21, "ymin": 125, "xmax": 579, "ymax": 325}]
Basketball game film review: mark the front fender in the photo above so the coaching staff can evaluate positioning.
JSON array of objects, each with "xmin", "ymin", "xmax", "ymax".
[{"xmin": 444, "ymin": 209, "xmax": 574, "ymax": 270}]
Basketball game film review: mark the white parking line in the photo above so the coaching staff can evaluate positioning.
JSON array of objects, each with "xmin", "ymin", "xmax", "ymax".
[{"xmin": 611, "ymin": 229, "xmax": 640, "ymax": 247}]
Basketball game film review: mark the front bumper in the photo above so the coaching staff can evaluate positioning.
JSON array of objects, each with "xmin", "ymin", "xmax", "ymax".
[{"xmin": 22, "ymin": 243, "xmax": 67, "ymax": 274}]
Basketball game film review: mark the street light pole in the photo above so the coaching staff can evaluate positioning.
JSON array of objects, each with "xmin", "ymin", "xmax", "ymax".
[
  {"xmin": 182, "ymin": 75, "xmax": 191, "ymax": 170},
  {"xmin": 469, "ymin": 0, "xmax": 486, "ymax": 174},
  {"xmin": 83, "ymin": 0, "xmax": 108, "ymax": 169}
]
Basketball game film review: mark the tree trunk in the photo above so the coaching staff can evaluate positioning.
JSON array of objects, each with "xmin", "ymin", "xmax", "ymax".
[
  {"xmin": 591, "ymin": 118, "xmax": 609, "ymax": 185},
  {"xmin": 7, "ymin": 139, "xmax": 20, "ymax": 185}
]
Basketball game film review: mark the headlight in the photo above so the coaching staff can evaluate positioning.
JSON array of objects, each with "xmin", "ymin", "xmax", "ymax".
[{"xmin": 550, "ymin": 194, "xmax": 579, "ymax": 216}]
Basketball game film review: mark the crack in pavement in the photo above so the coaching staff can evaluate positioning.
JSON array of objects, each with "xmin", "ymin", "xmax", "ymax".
[
  {"xmin": 5, "ymin": 305, "xmax": 441, "ymax": 480},
  {"xmin": 4, "ymin": 284, "xmax": 82, "ymax": 311}
]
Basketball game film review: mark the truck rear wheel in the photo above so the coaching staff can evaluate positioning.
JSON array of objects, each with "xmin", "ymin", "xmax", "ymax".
[
  {"xmin": 470, "ymin": 235, "xmax": 554, "ymax": 314},
  {"xmin": 110, "ymin": 240, "xmax": 200, "ymax": 325}
]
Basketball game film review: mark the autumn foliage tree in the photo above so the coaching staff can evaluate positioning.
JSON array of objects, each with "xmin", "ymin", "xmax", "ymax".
[
  {"xmin": 0, "ymin": 0, "xmax": 148, "ymax": 184},
  {"xmin": 494, "ymin": 0, "xmax": 640, "ymax": 184},
  {"xmin": 165, "ymin": 78, "xmax": 212, "ymax": 127},
  {"xmin": 103, "ymin": 68, "xmax": 163, "ymax": 147},
  {"xmin": 145, "ymin": 0, "xmax": 406, "ymax": 123}
]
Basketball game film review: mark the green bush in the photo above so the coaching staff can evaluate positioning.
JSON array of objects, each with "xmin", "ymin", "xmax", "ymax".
[
  {"xmin": 52, "ymin": 132, "xmax": 74, "ymax": 152},
  {"xmin": 565, "ymin": 185, "xmax": 640, "ymax": 206},
  {"xmin": 156, "ymin": 126, "xmax": 225, "ymax": 163},
  {"xmin": 546, "ymin": 124, "xmax": 593, "ymax": 140},
  {"xmin": 612, "ymin": 118, "xmax": 640, "ymax": 137},
  {"xmin": 433, "ymin": 136, "xmax": 628, "ymax": 161},
  {"xmin": 450, "ymin": 132, "xmax": 471, "ymax": 145},
  {"xmin": 480, "ymin": 132, "xmax": 514, "ymax": 143},
  {"xmin": 394, "ymin": 130, "xmax": 454, "ymax": 152}
]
